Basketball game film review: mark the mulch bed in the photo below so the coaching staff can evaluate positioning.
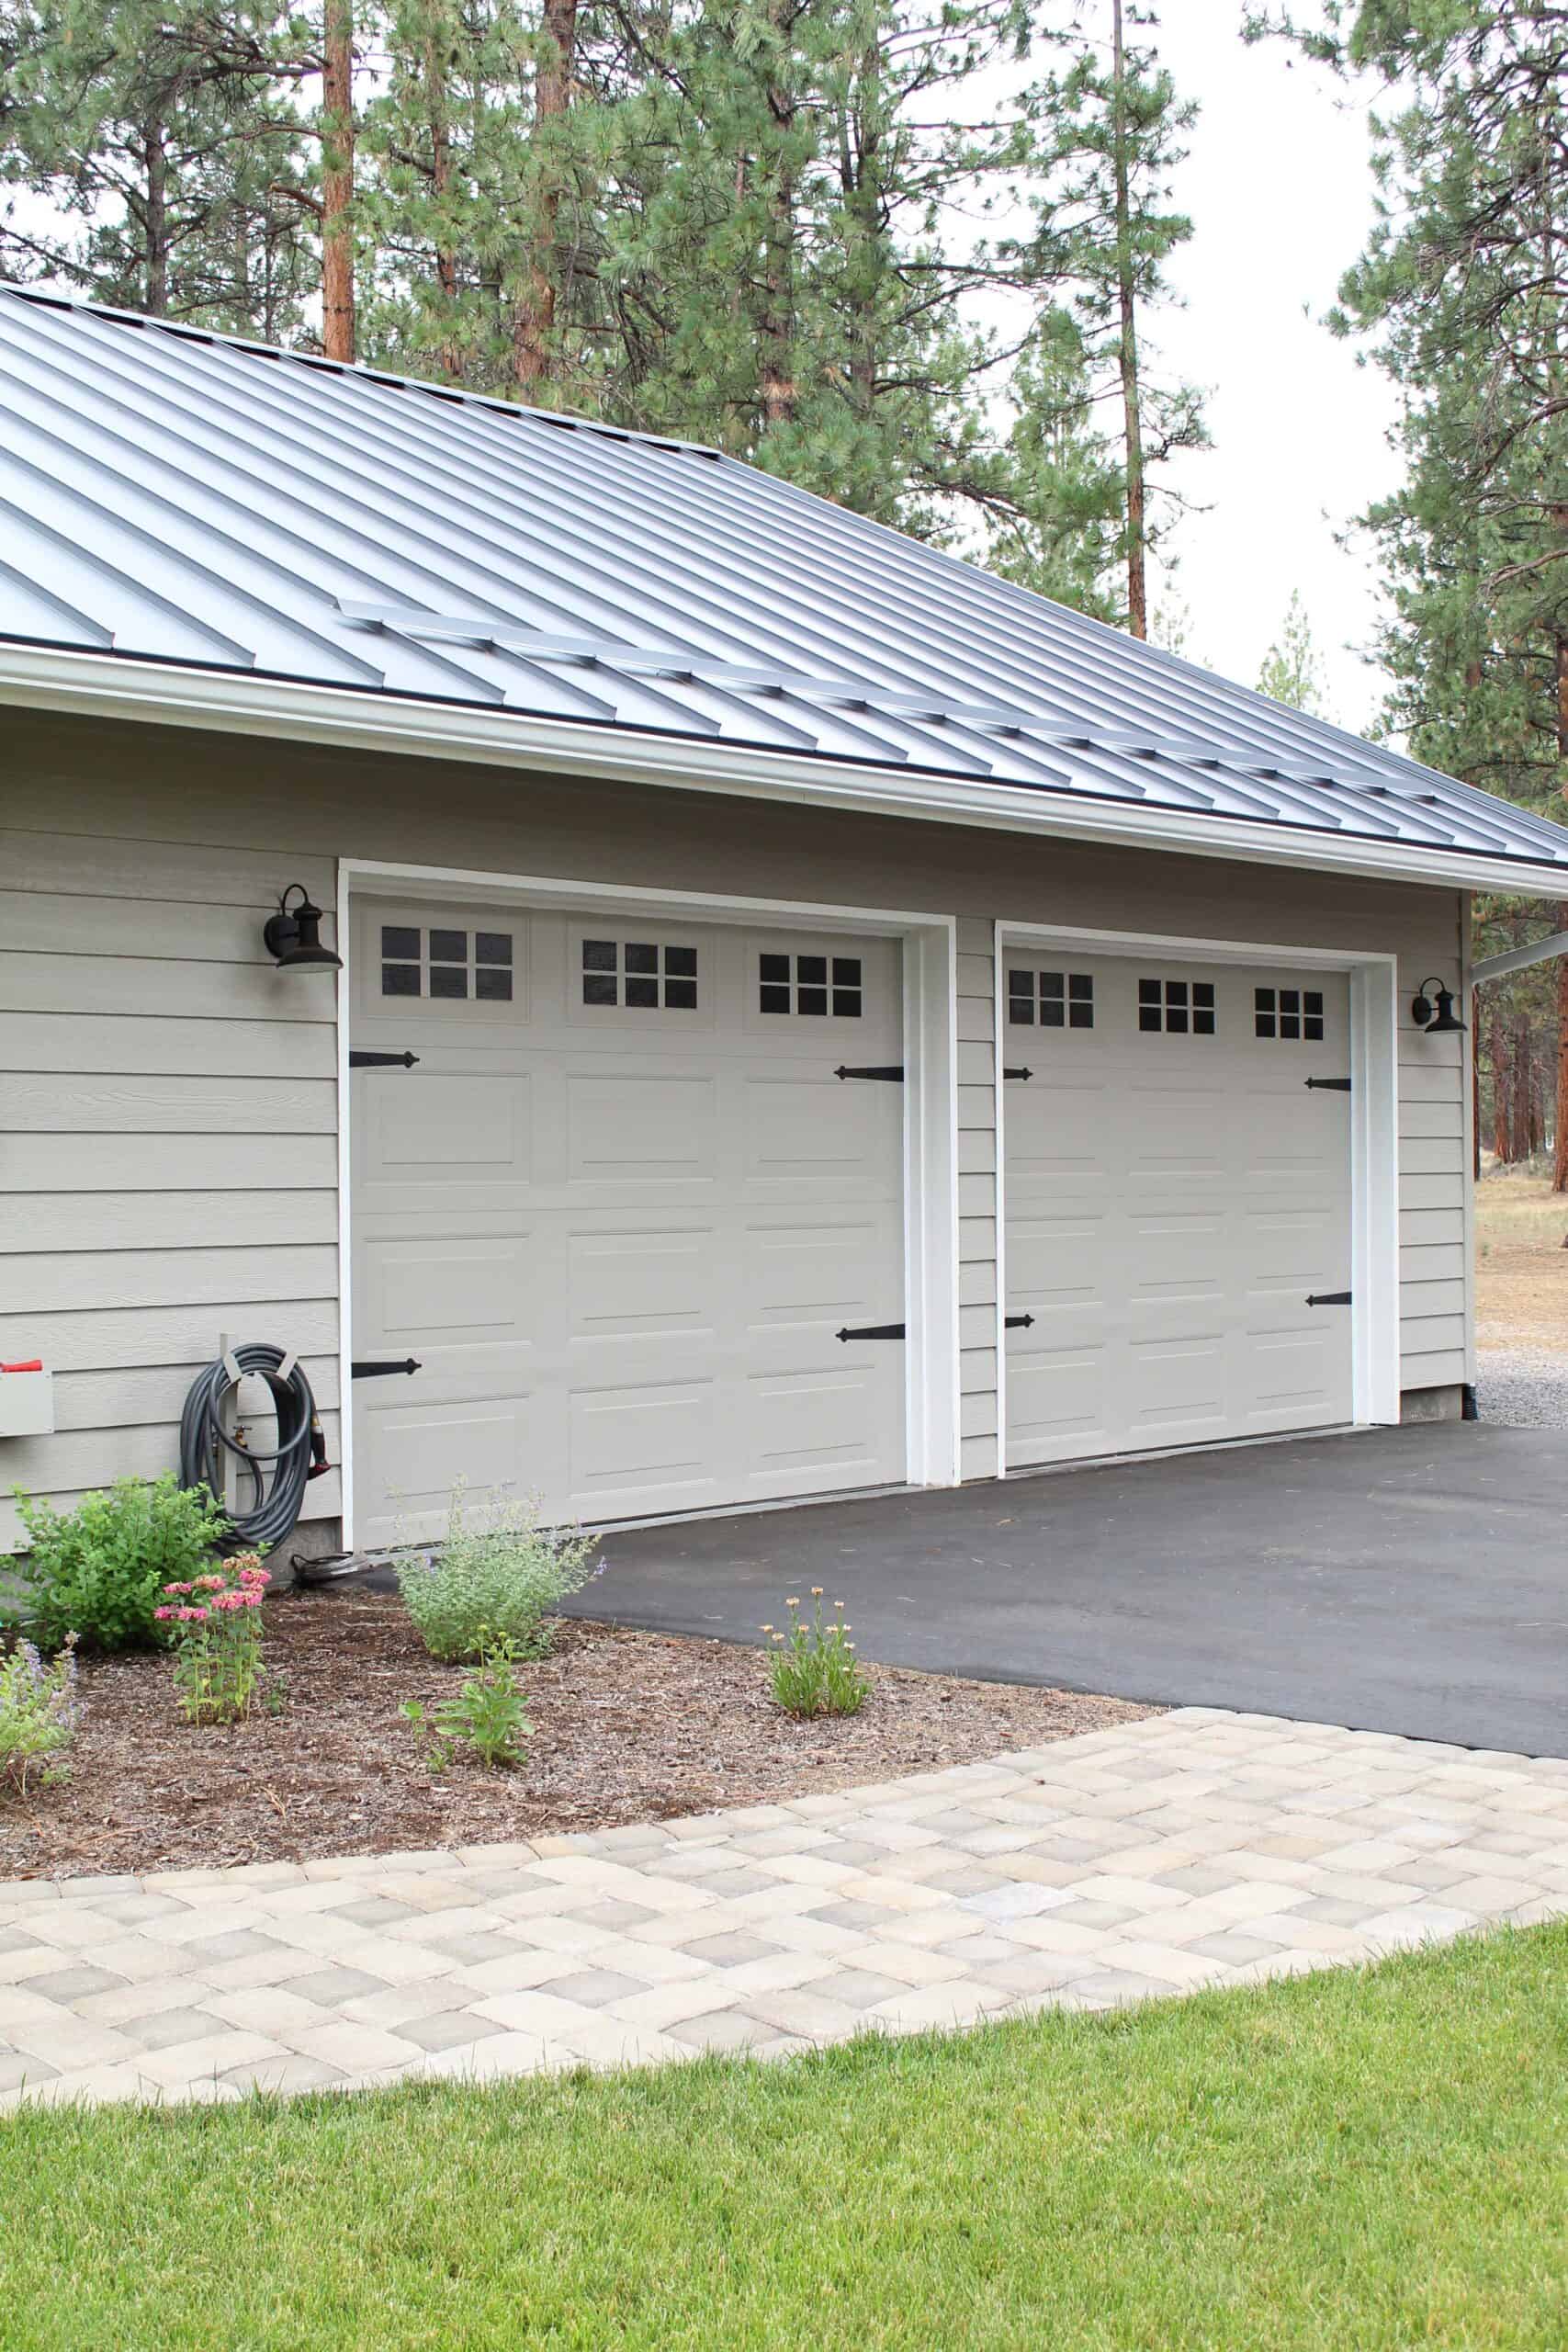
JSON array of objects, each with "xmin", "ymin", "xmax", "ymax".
[{"xmin": 0, "ymin": 1588, "xmax": 1153, "ymax": 1883}]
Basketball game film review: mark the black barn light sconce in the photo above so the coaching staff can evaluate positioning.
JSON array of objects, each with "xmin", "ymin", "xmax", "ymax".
[
  {"xmin": 1410, "ymin": 975, "xmax": 1465, "ymax": 1035},
  {"xmin": 264, "ymin": 884, "xmax": 343, "ymax": 974}
]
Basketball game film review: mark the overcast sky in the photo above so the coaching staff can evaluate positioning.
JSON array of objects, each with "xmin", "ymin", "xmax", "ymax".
[{"xmin": 1147, "ymin": 10, "xmax": 1402, "ymax": 729}]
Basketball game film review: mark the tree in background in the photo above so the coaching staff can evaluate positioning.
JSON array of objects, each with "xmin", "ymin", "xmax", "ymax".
[
  {"xmin": 1257, "ymin": 589, "xmax": 1328, "ymax": 716},
  {"xmin": 1023, "ymin": 0, "xmax": 1204, "ymax": 636},
  {"xmin": 1254, "ymin": 0, "xmax": 1568, "ymax": 1183}
]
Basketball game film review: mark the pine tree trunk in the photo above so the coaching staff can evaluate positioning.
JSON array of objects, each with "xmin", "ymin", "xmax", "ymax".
[
  {"xmin": 321, "ymin": 0, "xmax": 355, "ymax": 364},
  {"xmin": 425, "ymin": 19, "xmax": 458, "ymax": 379},
  {"xmin": 1490, "ymin": 996, "xmax": 1510, "ymax": 1161},
  {"xmin": 1511, "ymin": 1015, "xmax": 1533, "ymax": 1162},
  {"xmin": 1111, "ymin": 0, "xmax": 1146, "ymax": 640},
  {"xmin": 513, "ymin": 0, "xmax": 579, "ymax": 394},
  {"xmin": 143, "ymin": 128, "xmax": 169, "ymax": 316}
]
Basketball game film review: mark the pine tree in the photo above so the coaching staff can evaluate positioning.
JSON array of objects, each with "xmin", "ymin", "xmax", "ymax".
[{"xmin": 1257, "ymin": 590, "xmax": 1328, "ymax": 716}]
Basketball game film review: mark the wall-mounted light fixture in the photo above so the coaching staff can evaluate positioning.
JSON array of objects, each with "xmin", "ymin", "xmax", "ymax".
[
  {"xmin": 263, "ymin": 884, "xmax": 343, "ymax": 974},
  {"xmin": 1410, "ymin": 975, "xmax": 1465, "ymax": 1035}
]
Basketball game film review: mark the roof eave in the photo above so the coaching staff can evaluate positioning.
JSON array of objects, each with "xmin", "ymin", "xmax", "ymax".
[{"xmin": 5, "ymin": 640, "xmax": 1566, "ymax": 901}]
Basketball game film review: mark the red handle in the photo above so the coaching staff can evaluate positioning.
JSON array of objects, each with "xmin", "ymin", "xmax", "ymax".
[{"xmin": 1, "ymin": 1362, "xmax": 43, "ymax": 1374}]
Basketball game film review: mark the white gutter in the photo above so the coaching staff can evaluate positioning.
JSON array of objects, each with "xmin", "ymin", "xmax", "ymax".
[
  {"xmin": 1472, "ymin": 929, "xmax": 1568, "ymax": 983},
  {"xmin": 6, "ymin": 640, "xmax": 1568, "ymax": 900}
]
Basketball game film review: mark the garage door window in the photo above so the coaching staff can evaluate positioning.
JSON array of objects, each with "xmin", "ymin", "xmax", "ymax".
[
  {"xmin": 380, "ymin": 923, "xmax": 513, "ymax": 1002},
  {"xmin": 1138, "ymin": 977, "xmax": 1216, "ymax": 1035},
  {"xmin": 759, "ymin": 953, "xmax": 863, "ymax": 1016},
  {"xmin": 581, "ymin": 939, "xmax": 699, "ymax": 1009},
  {"xmin": 1255, "ymin": 986, "xmax": 1324, "ymax": 1042},
  {"xmin": 1009, "ymin": 969, "xmax": 1093, "ymax": 1029}
]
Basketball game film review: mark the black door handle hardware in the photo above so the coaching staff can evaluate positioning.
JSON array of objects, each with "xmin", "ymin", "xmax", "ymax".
[
  {"xmin": 1304, "ymin": 1077, "xmax": 1351, "ymax": 1091},
  {"xmin": 1304, "ymin": 1292, "xmax": 1352, "ymax": 1307},
  {"xmin": 1002, "ymin": 1066, "xmax": 1033, "ymax": 1080},
  {"xmin": 351, "ymin": 1358, "xmax": 423, "ymax": 1378},
  {"xmin": 835, "ymin": 1065, "xmax": 905, "ymax": 1082},
  {"xmin": 836, "ymin": 1323, "xmax": 907, "ymax": 1341},
  {"xmin": 1004, "ymin": 1313, "xmax": 1035, "ymax": 1329},
  {"xmin": 349, "ymin": 1049, "xmax": 420, "ymax": 1069}
]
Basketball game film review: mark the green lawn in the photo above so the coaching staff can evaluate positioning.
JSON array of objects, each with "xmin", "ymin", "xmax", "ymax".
[{"xmin": 4, "ymin": 1924, "xmax": 1566, "ymax": 2350}]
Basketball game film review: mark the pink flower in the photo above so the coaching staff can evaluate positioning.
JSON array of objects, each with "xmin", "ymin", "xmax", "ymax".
[
  {"xmin": 241, "ymin": 1590, "xmax": 263, "ymax": 1608},
  {"xmin": 153, "ymin": 1606, "xmax": 175, "ymax": 1622},
  {"xmin": 177, "ymin": 1605, "xmax": 209, "ymax": 1623},
  {"xmin": 163, "ymin": 1582, "xmax": 191, "ymax": 1598},
  {"xmin": 194, "ymin": 1575, "xmax": 225, "ymax": 1591}
]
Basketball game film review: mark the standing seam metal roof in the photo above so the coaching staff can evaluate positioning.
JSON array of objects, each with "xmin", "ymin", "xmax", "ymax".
[{"xmin": 4, "ymin": 281, "xmax": 1568, "ymax": 876}]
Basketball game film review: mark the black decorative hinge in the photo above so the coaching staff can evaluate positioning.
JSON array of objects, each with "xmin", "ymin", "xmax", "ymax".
[
  {"xmin": 836, "ymin": 1322, "xmax": 906, "ymax": 1342},
  {"xmin": 835, "ymin": 1065, "xmax": 904, "ymax": 1082},
  {"xmin": 350, "ymin": 1049, "xmax": 420, "ymax": 1069},
  {"xmin": 1304, "ymin": 1076, "xmax": 1351, "ymax": 1092},
  {"xmin": 351, "ymin": 1357, "xmax": 423, "ymax": 1378},
  {"xmin": 1004, "ymin": 1313, "xmax": 1035, "ymax": 1329},
  {"xmin": 1002, "ymin": 1066, "xmax": 1033, "ymax": 1081},
  {"xmin": 1305, "ymin": 1292, "xmax": 1352, "ymax": 1308}
]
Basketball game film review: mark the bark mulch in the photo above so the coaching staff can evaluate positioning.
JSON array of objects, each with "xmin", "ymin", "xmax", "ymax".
[{"xmin": 0, "ymin": 1587, "xmax": 1154, "ymax": 1883}]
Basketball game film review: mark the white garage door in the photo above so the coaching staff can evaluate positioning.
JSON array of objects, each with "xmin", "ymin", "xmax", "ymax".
[
  {"xmin": 1003, "ymin": 953, "xmax": 1354, "ymax": 1467},
  {"xmin": 350, "ymin": 899, "xmax": 906, "ymax": 1544}
]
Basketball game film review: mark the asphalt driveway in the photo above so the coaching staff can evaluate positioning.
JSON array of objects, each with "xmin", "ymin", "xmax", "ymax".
[{"xmin": 569, "ymin": 1426, "xmax": 1568, "ymax": 1758}]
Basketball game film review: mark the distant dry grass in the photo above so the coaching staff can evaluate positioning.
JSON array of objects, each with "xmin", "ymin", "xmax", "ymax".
[{"xmin": 1475, "ymin": 1158, "xmax": 1568, "ymax": 1351}]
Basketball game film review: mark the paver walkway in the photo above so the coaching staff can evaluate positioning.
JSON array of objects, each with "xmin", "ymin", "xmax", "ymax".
[{"xmin": 4, "ymin": 1706, "xmax": 1567, "ymax": 2109}]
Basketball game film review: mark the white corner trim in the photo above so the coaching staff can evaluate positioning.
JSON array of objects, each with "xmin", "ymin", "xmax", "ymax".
[
  {"xmin": 992, "ymin": 922, "xmax": 1404, "ymax": 1455},
  {"xmin": 8, "ymin": 642, "xmax": 1568, "ymax": 899},
  {"xmin": 337, "ymin": 858, "xmax": 962, "ymax": 1532}
]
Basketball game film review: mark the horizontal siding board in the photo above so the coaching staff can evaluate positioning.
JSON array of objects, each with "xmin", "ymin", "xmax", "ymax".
[
  {"xmin": 1400, "ymin": 1241, "xmax": 1465, "ymax": 1283},
  {"xmin": 0, "ymin": 1297, "xmax": 339, "ymax": 1374},
  {"xmin": 1, "ymin": 827, "xmax": 334, "ymax": 909},
  {"xmin": 956, "ymin": 994, "xmax": 994, "ymax": 1044},
  {"xmin": 5, "ymin": 1412, "xmax": 341, "ymax": 1500},
  {"xmin": 1, "ymin": 1189, "xmax": 338, "ymax": 1255},
  {"xmin": 956, "ymin": 952, "xmax": 994, "ymax": 1000},
  {"xmin": 0, "ymin": 1133, "xmax": 339, "ymax": 1192},
  {"xmin": 957, "ymin": 1128, "xmax": 996, "ymax": 1177},
  {"xmin": 1398, "ymin": 1063, "xmax": 1461, "ymax": 1104},
  {"xmin": 1398, "ymin": 1136, "xmax": 1463, "ymax": 1176},
  {"xmin": 956, "ymin": 1084, "xmax": 996, "ymax": 1132},
  {"xmin": 956, "ymin": 1041, "xmax": 994, "ymax": 1087},
  {"xmin": 960, "ymin": 1433, "xmax": 998, "ymax": 1481},
  {"xmin": 1400, "ymin": 1278, "xmax": 1466, "ymax": 1321},
  {"xmin": 52, "ymin": 1356, "xmax": 341, "ymax": 1433},
  {"xmin": 958, "ymin": 1173, "xmax": 995, "ymax": 1217},
  {"xmin": 1399, "ymin": 1171, "xmax": 1465, "ymax": 1213},
  {"xmin": 960, "ymin": 1347, "xmax": 998, "ymax": 1393},
  {"xmin": 1399, "ymin": 1101, "xmax": 1465, "ymax": 1140},
  {"xmin": 0, "ymin": 1074, "xmax": 337, "ymax": 1133},
  {"xmin": 1399, "ymin": 1205, "xmax": 1463, "ymax": 1248},
  {"xmin": 0, "ymin": 891, "xmax": 276, "ymax": 964},
  {"xmin": 1, "ymin": 1012, "xmax": 337, "ymax": 1080},
  {"xmin": 954, "ymin": 918, "xmax": 993, "ymax": 959},
  {"xmin": 959, "ymin": 1259, "xmax": 996, "ymax": 1307},
  {"xmin": 0, "ymin": 952, "xmax": 333, "ymax": 1024},
  {"xmin": 4, "ymin": 1244, "xmax": 340, "ymax": 1316},
  {"xmin": 960, "ymin": 1389, "xmax": 998, "ymax": 1440},
  {"xmin": 959, "ymin": 1216, "xmax": 996, "ymax": 1263},
  {"xmin": 958, "ymin": 1303, "xmax": 996, "ymax": 1350},
  {"xmin": 1399, "ymin": 1348, "xmax": 1468, "ymax": 1387}
]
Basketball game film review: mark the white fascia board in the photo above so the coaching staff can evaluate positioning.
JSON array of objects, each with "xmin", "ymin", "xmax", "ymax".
[{"xmin": 7, "ymin": 642, "xmax": 1568, "ymax": 901}]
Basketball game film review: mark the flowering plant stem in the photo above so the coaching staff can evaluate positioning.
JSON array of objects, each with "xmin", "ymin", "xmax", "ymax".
[
  {"xmin": 762, "ymin": 1590, "xmax": 869, "ymax": 1719},
  {"xmin": 155, "ymin": 1554, "xmax": 271, "ymax": 1725}
]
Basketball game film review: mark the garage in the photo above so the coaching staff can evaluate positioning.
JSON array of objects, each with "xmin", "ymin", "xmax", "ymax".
[
  {"xmin": 1002, "ymin": 950, "xmax": 1356, "ymax": 1468},
  {"xmin": 349, "ymin": 897, "xmax": 908, "ymax": 1543}
]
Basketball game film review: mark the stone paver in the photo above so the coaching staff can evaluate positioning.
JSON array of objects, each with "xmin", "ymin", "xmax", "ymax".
[{"xmin": 4, "ymin": 1706, "xmax": 1568, "ymax": 2109}]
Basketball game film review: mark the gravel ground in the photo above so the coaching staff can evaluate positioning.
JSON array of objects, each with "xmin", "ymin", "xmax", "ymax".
[{"xmin": 1475, "ymin": 1347, "xmax": 1568, "ymax": 1428}]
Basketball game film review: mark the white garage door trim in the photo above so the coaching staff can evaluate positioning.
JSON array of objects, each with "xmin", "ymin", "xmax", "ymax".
[
  {"xmin": 333, "ymin": 857, "xmax": 960, "ymax": 1548},
  {"xmin": 991, "ymin": 921, "xmax": 1401, "ymax": 1474}
]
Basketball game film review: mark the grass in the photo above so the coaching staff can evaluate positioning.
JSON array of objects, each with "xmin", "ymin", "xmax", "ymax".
[
  {"xmin": 3, "ymin": 1924, "xmax": 1567, "ymax": 2349},
  {"xmin": 1476, "ymin": 1157, "xmax": 1568, "ymax": 1350}
]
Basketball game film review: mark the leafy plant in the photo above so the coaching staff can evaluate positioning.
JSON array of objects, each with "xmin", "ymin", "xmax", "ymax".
[
  {"xmin": 395, "ymin": 1483, "xmax": 601, "ymax": 1663},
  {"xmin": 156, "ymin": 1554, "xmax": 271, "ymax": 1725},
  {"xmin": 400, "ymin": 1638, "xmax": 532, "ymax": 1772},
  {"xmin": 0, "ymin": 1633, "xmax": 80, "ymax": 1795},
  {"xmin": 7, "ymin": 1476, "xmax": 232, "ymax": 1653},
  {"xmin": 762, "ymin": 1590, "xmax": 870, "ymax": 1720}
]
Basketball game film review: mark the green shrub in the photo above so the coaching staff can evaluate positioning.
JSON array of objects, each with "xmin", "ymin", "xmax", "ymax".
[
  {"xmin": 763, "ymin": 1589, "xmax": 871, "ymax": 1719},
  {"xmin": 400, "ymin": 1637, "xmax": 533, "ymax": 1771},
  {"xmin": 6, "ymin": 1476, "xmax": 231, "ymax": 1653},
  {"xmin": 0, "ymin": 1634, "xmax": 79, "ymax": 1795},
  {"xmin": 395, "ymin": 1483, "xmax": 601, "ymax": 1662}
]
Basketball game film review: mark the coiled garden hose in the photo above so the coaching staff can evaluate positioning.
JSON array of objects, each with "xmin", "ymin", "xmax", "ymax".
[{"xmin": 179, "ymin": 1343, "xmax": 321, "ymax": 1552}]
